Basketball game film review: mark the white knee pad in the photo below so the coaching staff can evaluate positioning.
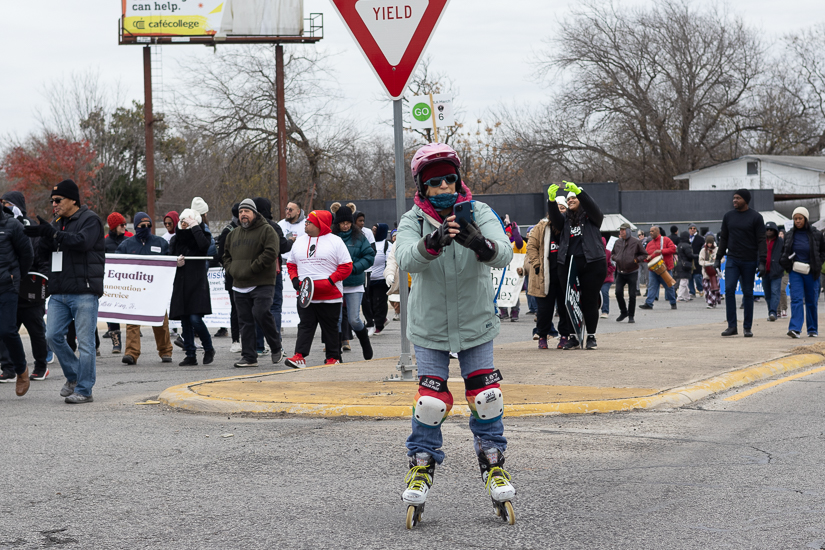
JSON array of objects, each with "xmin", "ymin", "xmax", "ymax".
[
  {"xmin": 465, "ymin": 370, "xmax": 504, "ymax": 423},
  {"xmin": 413, "ymin": 376, "xmax": 453, "ymax": 427}
]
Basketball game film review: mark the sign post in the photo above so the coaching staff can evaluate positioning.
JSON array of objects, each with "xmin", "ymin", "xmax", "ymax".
[
  {"xmin": 330, "ymin": 0, "xmax": 451, "ymax": 380},
  {"xmin": 565, "ymin": 258, "xmax": 584, "ymax": 348}
]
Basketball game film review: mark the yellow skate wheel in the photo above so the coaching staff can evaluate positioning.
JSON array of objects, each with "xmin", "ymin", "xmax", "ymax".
[
  {"xmin": 504, "ymin": 501, "xmax": 515, "ymax": 525},
  {"xmin": 405, "ymin": 505, "xmax": 416, "ymax": 529}
]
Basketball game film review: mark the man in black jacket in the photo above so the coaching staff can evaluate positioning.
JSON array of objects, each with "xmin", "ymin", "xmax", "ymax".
[
  {"xmin": 25, "ymin": 179, "xmax": 105, "ymax": 404},
  {"xmin": 0, "ymin": 201, "xmax": 33, "ymax": 397},
  {"xmin": 612, "ymin": 223, "xmax": 648, "ymax": 323},
  {"xmin": 715, "ymin": 189, "xmax": 766, "ymax": 338},
  {"xmin": 0, "ymin": 192, "xmax": 49, "ymax": 383},
  {"xmin": 253, "ymin": 197, "xmax": 292, "ymax": 350}
]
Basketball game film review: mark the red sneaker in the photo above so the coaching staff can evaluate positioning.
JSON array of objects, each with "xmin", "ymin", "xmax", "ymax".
[
  {"xmin": 324, "ymin": 358, "xmax": 340, "ymax": 365},
  {"xmin": 285, "ymin": 354, "xmax": 306, "ymax": 369}
]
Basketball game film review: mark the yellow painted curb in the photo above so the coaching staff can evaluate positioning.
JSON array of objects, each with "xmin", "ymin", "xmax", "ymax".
[{"xmin": 158, "ymin": 353, "xmax": 825, "ymax": 416}]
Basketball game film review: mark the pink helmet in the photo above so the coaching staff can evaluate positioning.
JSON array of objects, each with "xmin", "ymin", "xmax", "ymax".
[{"xmin": 410, "ymin": 143, "xmax": 462, "ymax": 197}]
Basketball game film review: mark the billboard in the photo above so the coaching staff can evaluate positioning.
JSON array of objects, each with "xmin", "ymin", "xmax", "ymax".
[{"xmin": 121, "ymin": 0, "xmax": 304, "ymax": 38}]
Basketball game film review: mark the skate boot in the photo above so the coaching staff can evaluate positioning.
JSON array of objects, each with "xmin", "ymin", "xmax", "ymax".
[
  {"xmin": 478, "ymin": 447, "xmax": 516, "ymax": 524},
  {"xmin": 401, "ymin": 452, "xmax": 435, "ymax": 529}
]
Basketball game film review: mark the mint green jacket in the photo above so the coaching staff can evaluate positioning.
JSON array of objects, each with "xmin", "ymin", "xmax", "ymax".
[{"xmin": 396, "ymin": 201, "xmax": 513, "ymax": 352}]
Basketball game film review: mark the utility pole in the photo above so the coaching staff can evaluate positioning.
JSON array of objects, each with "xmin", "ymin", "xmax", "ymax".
[
  {"xmin": 276, "ymin": 44, "xmax": 288, "ymax": 219},
  {"xmin": 142, "ymin": 46, "xmax": 156, "ymax": 233}
]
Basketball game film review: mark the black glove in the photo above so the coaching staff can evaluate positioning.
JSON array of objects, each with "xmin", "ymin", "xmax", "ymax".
[
  {"xmin": 23, "ymin": 215, "xmax": 54, "ymax": 239},
  {"xmin": 757, "ymin": 262, "xmax": 766, "ymax": 277},
  {"xmin": 455, "ymin": 221, "xmax": 496, "ymax": 262},
  {"xmin": 534, "ymin": 265, "xmax": 540, "ymax": 275},
  {"xmin": 713, "ymin": 260, "xmax": 722, "ymax": 271},
  {"xmin": 423, "ymin": 219, "xmax": 454, "ymax": 252},
  {"xmin": 292, "ymin": 277, "xmax": 301, "ymax": 291}
]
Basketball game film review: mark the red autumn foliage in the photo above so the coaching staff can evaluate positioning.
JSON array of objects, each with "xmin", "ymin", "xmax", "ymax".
[{"xmin": 0, "ymin": 134, "xmax": 102, "ymax": 216}]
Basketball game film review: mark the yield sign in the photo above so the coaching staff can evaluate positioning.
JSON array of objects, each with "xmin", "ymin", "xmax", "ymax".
[{"xmin": 330, "ymin": 0, "xmax": 451, "ymax": 99}]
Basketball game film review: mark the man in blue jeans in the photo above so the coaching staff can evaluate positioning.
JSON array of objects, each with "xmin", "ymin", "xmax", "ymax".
[
  {"xmin": 25, "ymin": 179, "xmax": 105, "ymax": 403},
  {"xmin": 715, "ymin": 189, "xmax": 766, "ymax": 337},
  {"xmin": 639, "ymin": 226, "xmax": 678, "ymax": 310}
]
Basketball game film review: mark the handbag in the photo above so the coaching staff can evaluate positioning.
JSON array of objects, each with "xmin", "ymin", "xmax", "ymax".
[{"xmin": 793, "ymin": 261, "xmax": 811, "ymax": 275}]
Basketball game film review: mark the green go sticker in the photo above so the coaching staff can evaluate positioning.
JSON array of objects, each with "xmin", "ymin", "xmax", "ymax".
[{"xmin": 412, "ymin": 103, "xmax": 431, "ymax": 122}]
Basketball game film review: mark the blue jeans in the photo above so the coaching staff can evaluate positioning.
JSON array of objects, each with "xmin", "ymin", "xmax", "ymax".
[
  {"xmin": 181, "ymin": 315, "xmax": 214, "ymax": 358},
  {"xmin": 688, "ymin": 273, "xmax": 703, "ymax": 295},
  {"xmin": 339, "ymin": 291, "xmax": 365, "ymax": 332},
  {"xmin": 406, "ymin": 341, "xmax": 506, "ymax": 464},
  {"xmin": 725, "ymin": 258, "xmax": 757, "ymax": 330},
  {"xmin": 645, "ymin": 270, "xmax": 676, "ymax": 306},
  {"xmin": 46, "ymin": 294, "xmax": 98, "ymax": 397},
  {"xmin": 762, "ymin": 276, "xmax": 782, "ymax": 318},
  {"xmin": 0, "ymin": 291, "xmax": 26, "ymax": 374},
  {"xmin": 600, "ymin": 282, "xmax": 612, "ymax": 313},
  {"xmin": 788, "ymin": 271, "xmax": 820, "ymax": 334}
]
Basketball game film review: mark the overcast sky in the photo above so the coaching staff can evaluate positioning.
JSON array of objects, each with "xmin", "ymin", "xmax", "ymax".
[{"xmin": 1, "ymin": 0, "xmax": 823, "ymax": 141}]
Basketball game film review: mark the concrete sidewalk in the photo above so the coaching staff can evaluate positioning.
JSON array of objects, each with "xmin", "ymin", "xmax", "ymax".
[{"xmin": 158, "ymin": 318, "xmax": 825, "ymax": 416}]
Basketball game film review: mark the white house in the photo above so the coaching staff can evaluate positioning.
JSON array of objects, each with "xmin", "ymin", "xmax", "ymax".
[{"xmin": 674, "ymin": 155, "xmax": 825, "ymax": 222}]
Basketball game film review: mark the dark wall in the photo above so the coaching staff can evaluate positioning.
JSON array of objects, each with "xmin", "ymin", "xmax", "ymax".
[
  {"xmin": 324, "ymin": 187, "xmax": 775, "ymax": 235},
  {"xmin": 324, "ymin": 193, "xmax": 547, "ymax": 227}
]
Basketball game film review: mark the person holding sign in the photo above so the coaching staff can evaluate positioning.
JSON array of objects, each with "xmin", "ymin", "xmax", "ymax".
[
  {"xmin": 115, "ymin": 212, "xmax": 173, "ymax": 366},
  {"xmin": 169, "ymin": 209, "xmax": 215, "ymax": 366},
  {"xmin": 396, "ymin": 143, "xmax": 516, "ymax": 525},
  {"xmin": 284, "ymin": 210, "xmax": 353, "ymax": 368},
  {"xmin": 26, "ymin": 179, "xmax": 104, "ymax": 404},
  {"xmin": 548, "ymin": 181, "xmax": 607, "ymax": 350}
]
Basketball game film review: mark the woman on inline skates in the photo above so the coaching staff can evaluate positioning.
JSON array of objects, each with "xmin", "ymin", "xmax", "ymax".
[{"xmin": 394, "ymin": 143, "xmax": 517, "ymax": 528}]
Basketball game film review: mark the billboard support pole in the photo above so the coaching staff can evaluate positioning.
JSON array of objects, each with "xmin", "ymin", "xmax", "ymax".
[
  {"xmin": 385, "ymin": 98, "xmax": 416, "ymax": 382},
  {"xmin": 276, "ymin": 44, "xmax": 288, "ymax": 219},
  {"xmin": 142, "ymin": 46, "xmax": 156, "ymax": 232}
]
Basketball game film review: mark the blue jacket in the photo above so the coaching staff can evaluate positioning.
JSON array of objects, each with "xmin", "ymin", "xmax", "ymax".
[
  {"xmin": 115, "ymin": 233, "xmax": 169, "ymax": 255},
  {"xmin": 337, "ymin": 229, "xmax": 375, "ymax": 288}
]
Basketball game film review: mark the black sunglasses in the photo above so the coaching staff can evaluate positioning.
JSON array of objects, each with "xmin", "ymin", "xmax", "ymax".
[
  {"xmin": 51, "ymin": 197, "xmax": 64, "ymax": 204},
  {"xmin": 424, "ymin": 174, "xmax": 459, "ymax": 187}
]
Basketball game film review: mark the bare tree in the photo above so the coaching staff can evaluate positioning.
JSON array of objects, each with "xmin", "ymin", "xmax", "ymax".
[
  {"xmin": 172, "ymin": 45, "xmax": 358, "ymax": 212},
  {"xmin": 513, "ymin": 0, "xmax": 764, "ymax": 189}
]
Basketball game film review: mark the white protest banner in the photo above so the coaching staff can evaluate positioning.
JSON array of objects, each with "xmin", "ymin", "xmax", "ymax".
[
  {"xmin": 98, "ymin": 254, "xmax": 178, "ymax": 326},
  {"xmin": 491, "ymin": 253, "xmax": 526, "ymax": 308},
  {"xmin": 169, "ymin": 266, "xmax": 300, "ymax": 328}
]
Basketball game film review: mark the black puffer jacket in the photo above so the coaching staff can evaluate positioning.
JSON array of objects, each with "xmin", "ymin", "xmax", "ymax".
[
  {"xmin": 676, "ymin": 232, "xmax": 694, "ymax": 277},
  {"xmin": 105, "ymin": 230, "xmax": 132, "ymax": 253},
  {"xmin": 38, "ymin": 206, "xmax": 105, "ymax": 296},
  {"xmin": 169, "ymin": 224, "xmax": 212, "ymax": 319},
  {"xmin": 779, "ymin": 224, "xmax": 825, "ymax": 278},
  {"xmin": 1, "ymin": 191, "xmax": 50, "ymax": 275},
  {"xmin": 0, "ymin": 207, "xmax": 33, "ymax": 295},
  {"xmin": 547, "ymin": 191, "xmax": 606, "ymax": 266}
]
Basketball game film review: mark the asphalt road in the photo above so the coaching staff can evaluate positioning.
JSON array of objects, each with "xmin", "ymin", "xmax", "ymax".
[{"xmin": 3, "ymin": 294, "xmax": 824, "ymax": 548}]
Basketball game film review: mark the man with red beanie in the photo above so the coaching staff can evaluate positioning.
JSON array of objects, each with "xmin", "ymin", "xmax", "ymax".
[
  {"xmin": 103, "ymin": 212, "xmax": 133, "ymax": 354},
  {"xmin": 284, "ymin": 210, "xmax": 353, "ymax": 368}
]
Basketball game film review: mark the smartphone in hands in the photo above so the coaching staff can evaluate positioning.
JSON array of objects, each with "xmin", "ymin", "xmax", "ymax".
[{"xmin": 452, "ymin": 202, "xmax": 474, "ymax": 229}]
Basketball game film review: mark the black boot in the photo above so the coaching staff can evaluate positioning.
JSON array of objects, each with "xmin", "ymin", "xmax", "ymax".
[
  {"xmin": 354, "ymin": 327, "xmax": 374, "ymax": 360},
  {"xmin": 111, "ymin": 330, "xmax": 122, "ymax": 354}
]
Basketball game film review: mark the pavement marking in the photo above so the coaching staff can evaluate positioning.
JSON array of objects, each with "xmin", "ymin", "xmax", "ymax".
[
  {"xmin": 723, "ymin": 364, "xmax": 825, "ymax": 402},
  {"xmin": 158, "ymin": 353, "xmax": 825, "ymax": 416}
]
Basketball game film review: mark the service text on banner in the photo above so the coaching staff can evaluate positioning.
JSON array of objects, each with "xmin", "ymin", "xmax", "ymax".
[{"xmin": 98, "ymin": 254, "xmax": 177, "ymax": 326}]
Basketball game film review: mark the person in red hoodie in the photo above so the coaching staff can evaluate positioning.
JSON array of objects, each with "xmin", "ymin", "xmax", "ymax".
[
  {"xmin": 639, "ymin": 225, "xmax": 678, "ymax": 310},
  {"xmin": 284, "ymin": 210, "xmax": 353, "ymax": 368}
]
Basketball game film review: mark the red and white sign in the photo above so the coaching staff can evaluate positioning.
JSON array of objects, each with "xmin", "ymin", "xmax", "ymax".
[{"xmin": 330, "ymin": 0, "xmax": 451, "ymax": 99}]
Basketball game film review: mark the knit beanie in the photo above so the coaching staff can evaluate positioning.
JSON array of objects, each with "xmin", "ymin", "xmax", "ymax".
[
  {"xmin": 734, "ymin": 188, "xmax": 751, "ymax": 204},
  {"xmin": 793, "ymin": 206, "xmax": 809, "ymax": 220},
  {"xmin": 420, "ymin": 161, "xmax": 458, "ymax": 184},
  {"xmin": 333, "ymin": 206, "xmax": 354, "ymax": 225},
  {"xmin": 178, "ymin": 208, "xmax": 202, "ymax": 229},
  {"xmin": 191, "ymin": 197, "xmax": 209, "ymax": 215},
  {"xmin": 238, "ymin": 198, "xmax": 259, "ymax": 215},
  {"xmin": 133, "ymin": 212, "xmax": 151, "ymax": 227},
  {"xmin": 52, "ymin": 179, "xmax": 81, "ymax": 205},
  {"xmin": 107, "ymin": 212, "xmax": 125, "ymax": 229}
]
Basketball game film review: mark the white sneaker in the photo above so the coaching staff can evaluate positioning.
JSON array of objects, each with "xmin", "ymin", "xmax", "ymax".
[
  {"xmin": 367, "ymin": 327, "xmax": 376, "ymax": 337},
  {"xmin": 230, "ymin": 342, "xmax": 242, "ymax": 353},
  {"xmin": 402, "ymin": 454, "xmax": 434, "ymax": 506},
  {"xmin": 600, "ymin": 312, "xmax": 608, "ymax": 318},
  {"xmin": 486, "ymin": 469, "xmax": 516, "ymax": 503}
]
